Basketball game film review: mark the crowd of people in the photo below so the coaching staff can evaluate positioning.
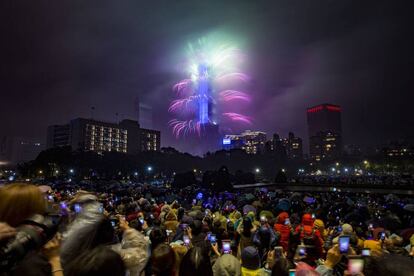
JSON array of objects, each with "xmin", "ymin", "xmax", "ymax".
[{"xmin": 0, "ymin": 180, "xmax": 413, "ymax": 276}]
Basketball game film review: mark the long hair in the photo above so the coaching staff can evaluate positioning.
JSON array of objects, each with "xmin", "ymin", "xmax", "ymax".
[{"xmin": 0, "ymin": 183, "xmax": 46, "ymax": 227}]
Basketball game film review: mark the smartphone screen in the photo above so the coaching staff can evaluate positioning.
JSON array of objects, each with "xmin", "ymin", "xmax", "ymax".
[
  {"xmin": 74, "ymin": 203, "xmax": 82, "ymax": 214},
  {"xmin": 139, "ymin": 217, "xmax": 144, "ymax": 224},
  {"xmin": 289, "ymin": 269, "xmax": 296, "ymax": 276},
  {"xmin": 60, "ymin": 201, "xmax": 67, "ymax": 209},
  {"xmin": 285, "ymin": 218, "xmax": 290, "ymax": 225},
  {"xmin": 222, "ymin": 241, "xmax": 231, "ymax": 254},
  {"xmin": 361, "ymin": 248, "xmax": 370, "ymax": 256},
  {"xmin": 298, "ymin": 245, "xmax": 306, "ymax": 256},
  {"xmin": 348, "ymin": 257, "xmax": 364, "ymax": 275},
  {"xmin": 339, "ymin": 236, "xmax": 350, "ymax": 254},
  {"xmin": 380, "ymin": 232, "xmax": 386, "ymax": 240},
  {"xmin": 210, "ymin": 234, "xmax": 216, "ymax": 244},
  {"xmin": 183, "ymin": 235, "xmax": 190, "ymax": 246}
]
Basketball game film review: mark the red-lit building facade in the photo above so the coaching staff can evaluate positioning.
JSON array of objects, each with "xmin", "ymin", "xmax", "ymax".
[{"xmin": 307, "ymin": 104, "xmax": 342, "ymax": 161}]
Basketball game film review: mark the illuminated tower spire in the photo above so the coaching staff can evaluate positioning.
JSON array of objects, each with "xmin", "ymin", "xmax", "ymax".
[{"xmin": 197, "ymin": 63, "xmax": 210, "ymax": 124}]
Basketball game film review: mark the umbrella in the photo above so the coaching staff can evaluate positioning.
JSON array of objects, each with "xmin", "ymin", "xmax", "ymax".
[
  {"xmin": 303, "ymin": 196, "xmax": 316, "ymax": 204},
  {"xmin": 243, "ymin": 204, "xmax": 256, "ymax": 215},
  {"xmin": 403, "ymin": 204, "xmax": 414, "ymax": 212},
  {"xmin": 276, "ymin": 199, "xmax": 290, "ymax": 211}
]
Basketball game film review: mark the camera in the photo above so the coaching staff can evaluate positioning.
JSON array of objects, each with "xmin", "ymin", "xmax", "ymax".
[{"xmin": 0, "ymin": 214, "xmax": 61, "ymax": 271}]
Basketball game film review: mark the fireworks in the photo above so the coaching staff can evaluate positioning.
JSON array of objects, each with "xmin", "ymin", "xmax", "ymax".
[{"xmin": 169, "ymin": 37, "xmax": 252, "ymax": 138}]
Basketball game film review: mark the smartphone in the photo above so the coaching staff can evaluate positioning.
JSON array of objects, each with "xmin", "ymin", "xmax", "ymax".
[
  {"xmin": 380, "ymin": 232, "xmax": 386, "ymax": 241},
  {"xmin": 60, "ymin": 201, "xmax": 67, "ymax": 210},
  {"xmin": 210, "ymin": 234, "xmax": 217, "ymax": 244},
  {"xmin": 274, "ymin": 246, "xmax": 283, "ymax": 257},
  {"xmin": 74, "ymin": 203, "xmax": 82, "ymax": 214},
  {"xmin": 139, "ymin": 217, "xmax": 144, "ymax": 224},
  {"xmin": 348, "ymin": 257, "xmax": 364, "ymax": 275},
  {"xmin": 180, "ymin": 223, "xmax": 188, "ymax": 230},
  {"xmin": 111, "ymin": 220, "xmax": 117, "ymax": 227},
  {"xmin": 284, "ymin": 218, "xmax": 290, "ymax": 225},
  {"xmin": 289, "ymin": 269, "xmax": 296, "ymax": 276},
  {"xmin": 207, "ymin": 232, "xmax": 212, "ymax": 240},
  {"xmin": 260, "ymin": 216, "xmax": 267, "ymax": 222},
  {"xmin": 361, "ymin": 248, "xmax": 371, "ymax": 256},
  {"xmin": 311, "ymin": 213, "xmax": 316, "ymax": 219},
  {"xmin": 183, "ymin": 235, "xmax": 190, "ymax": 246},
  {"xmin": 298, "ymin": 245, "xmax": 306, "ymax": 256},
  {"xmin": 166, "ymin": 230, "xmax": 172, "ymax": 236},
  {"xmin": 339, "ymin": 236, "xmax": 350, "ymax": 254},
  {"xmin": 222, "ymin": 240, "xmax": 231, "ymax": 254},
  {"xmin": 368, "ymin": 223, "xmax": 373, "ymax": 230},
  {"xmin": 337, "ymin": 226, "xmax": 343, "ymax": 233}
]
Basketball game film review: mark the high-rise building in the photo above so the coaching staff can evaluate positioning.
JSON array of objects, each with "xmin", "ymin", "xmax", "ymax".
[
  {"xmin": 307, "ymin": 103, "xmax": 342, "ymax": 161},
  {"xmin": 47, "ymin": 124, "xmax": 70, "ymax": 148},
  {"xmin": 223, "ymin": 130, "xmax": 267, "ymax": 154},
  {"xmin": 140, "ymin": 128, "xmax": 161, "ymax": 152},
  {"xmin": 46, "ymin": 118, "xmax": 160, "ymax": 154},
  {"xmin": 283, "ymin": 132, "xmax": 303, "ymax": 159}
]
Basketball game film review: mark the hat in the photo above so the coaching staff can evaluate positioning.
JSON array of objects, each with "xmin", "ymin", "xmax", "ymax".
[
  {"xmin": 241, "ymin": 246, "xmax": 260, "ymax": 270},
  {"xmin": 314, "ymin": 219, "xmax": 325, "ymax": 230},
  {"xmin": 341, "ymin": 223, "xmax": 353, "ymax": 235}
]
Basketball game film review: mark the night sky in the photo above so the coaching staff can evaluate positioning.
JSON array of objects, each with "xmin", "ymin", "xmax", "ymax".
[{"xmin": 1, "ymin": 0, "xmax": 413, "ymax": 154}]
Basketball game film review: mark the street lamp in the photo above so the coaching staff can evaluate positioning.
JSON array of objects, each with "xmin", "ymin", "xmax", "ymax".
[
  {"xmin": 39, "ymin": 170, "xmax": 43, "ymax": 174},
  {"xmin": 69, "ymin": 169, "xmax": 74, "ymax": 174},
  {"xmin": 134, "ymin": 172, "xmax": 138, "ymax": 176},
  {"xmin": 335, "ymin": 162, "xmax": 340, "ymax": 166},
  {"xmin": 281, "ymin": 168, "xmax": 286, "ymax": 173},
  {"xmin": 147, "ymin": 166, "xmax": 153, "ymax": 172},
  {"xmin": 255, "ymin": 168, "xmax": 260, "ymax": 173}
]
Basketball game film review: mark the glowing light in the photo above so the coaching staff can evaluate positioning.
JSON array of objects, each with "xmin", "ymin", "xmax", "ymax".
[
  {"xmin": 219, "ymin": 90, "xmax": 251, "ymax": 102},
  {"xmin": 170, "ymin": 36, "xmax": 251, "ymax": 138},
  {"xmin": 223, "ymin": 138, "xmax": 231, "ymax": 145},
  {"xmin": 255, "ymin": 168, "xmax": 260, "ymax": 173},
  {"xmin": 147, "ymin": 166, "xmax": 153, "ymax": 172},
  {"xmin": 281, "ymin": 168, "xmax": 286, "ymax": 173},
  {"xmin": 222, "ymin": 113, "xmax": 252, "ymax": 124},
  {"xmin": 69, "ymin": 169, "xmax": 74, "ymax": 174}
]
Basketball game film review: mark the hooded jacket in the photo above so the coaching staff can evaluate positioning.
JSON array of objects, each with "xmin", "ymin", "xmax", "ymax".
[
  {"xmin": 273, "ymin": 212, "xmax": 291, "ymax": 251},
  {"xmin": 212, "ymin": 254, "xmax": 241, "ymax": 276},
  {"xmin": 61, "ymin": 196, "xmax": 149, "ymax": 276},
  {"xmin": 294, "ymin": 213, "xmax": 323, "ymax": 258}
]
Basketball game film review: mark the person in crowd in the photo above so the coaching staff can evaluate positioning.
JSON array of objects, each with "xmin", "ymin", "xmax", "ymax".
[
  {"xmin": 60, "ymin": 191, "xmax": 149, "ymax": 275},
  {"xmin": 179, "ymin": 246, "xmax": 213, "ymax": 276},
  {"xmin": 240, "ymin": 246, "xmax": 269, "ymax": 276},
  {"xmin": 0, "ymin": 183, "xmax": 62, "ymax": 276},
  {"xmin": 237, "ymin": 217, "xmax": 256, "ymax": 257},
  {"xmin": 273, "ymin": 212, "xmax": 292, "ymax": 252},
  {"xmin": 292, "ymin": 213, "xmax": 324, "ymax": 263},
  {"xmin": 64, "ymin": 246, "xmax": 126, "ymax": 276},
  {"xmin": 150, "ymin": 243, "xmax": 176, "ymax": 276},
  {"xmin": 212, "ymin": 253, "xmax": 241, "ymax": 276}
]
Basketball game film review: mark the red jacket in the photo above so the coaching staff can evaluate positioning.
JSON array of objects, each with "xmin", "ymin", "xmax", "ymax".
[
  {"xmin": 274, "ymin": 212, "xmax": 291, "ymax": 251},
  {"xmin": 294, "ymin": 214, "xmax": 324, "ymax": 258}
]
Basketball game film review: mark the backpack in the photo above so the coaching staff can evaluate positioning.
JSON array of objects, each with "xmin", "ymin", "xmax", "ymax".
[{"xmin": 299, "ymin": 226, "xmax": 316, "ymax": 247}]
